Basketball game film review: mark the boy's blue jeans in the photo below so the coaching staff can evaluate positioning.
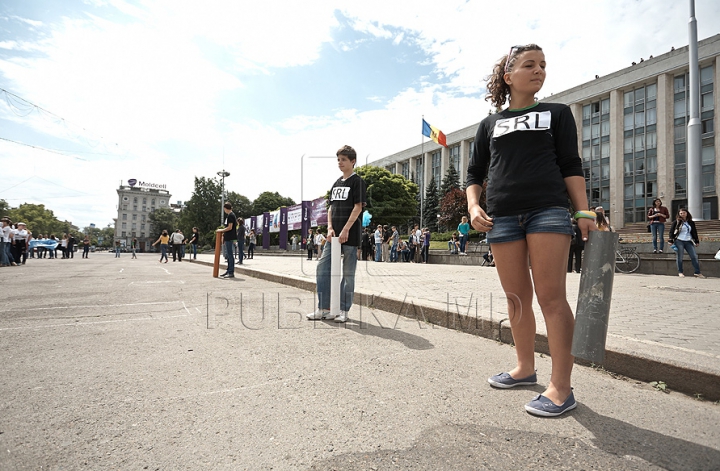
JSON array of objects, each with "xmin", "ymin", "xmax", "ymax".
[{"xmin": 316, "ymin": 242, "xmax": 358, "ymax": 312}]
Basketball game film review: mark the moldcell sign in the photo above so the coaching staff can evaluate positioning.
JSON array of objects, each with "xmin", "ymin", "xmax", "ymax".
[{"xmin": 128, "ymin": 179, "xmax": 166, "ymax": 189}]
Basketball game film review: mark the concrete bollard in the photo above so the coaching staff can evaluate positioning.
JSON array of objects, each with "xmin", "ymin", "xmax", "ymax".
[
  {"xmin": 571, "ymin": 230, "xmax": 619, "ymax": 364},
  {"xmin": 330, "ymin": 237, "xmax": 341, "ymax": 318}
]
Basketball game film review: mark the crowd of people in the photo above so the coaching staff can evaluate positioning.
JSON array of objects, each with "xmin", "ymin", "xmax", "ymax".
[
  {"xmin": 566, "ymin": 201, "xmax": 706, "ymax": 278},
  {"xmin": 0, "ymin": 217, "xmax": 95, "ymax": 266}
]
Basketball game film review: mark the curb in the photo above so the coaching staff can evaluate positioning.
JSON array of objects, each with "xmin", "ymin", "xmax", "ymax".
[{"xmin": 189, "ymin": 258, "xmax": 720, "ymax": 401}]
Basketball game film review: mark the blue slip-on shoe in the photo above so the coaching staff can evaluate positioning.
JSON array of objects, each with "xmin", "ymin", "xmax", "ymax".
[
  {"xmin": 524, "ymin": 390, "xmax": 577, "ymax": 417},
  {"xmin": 487, "ymin": 371, "xmax": 538, "ymax": 389}
]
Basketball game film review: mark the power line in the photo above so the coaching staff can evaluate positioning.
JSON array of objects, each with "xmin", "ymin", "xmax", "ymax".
[
  {"xmin": 0, "ymin": 86, "xmax": 121, "ymax": 153},
  {"xmin": 0, "ymin": 136, "xmax": 86, "ymax": 159}
]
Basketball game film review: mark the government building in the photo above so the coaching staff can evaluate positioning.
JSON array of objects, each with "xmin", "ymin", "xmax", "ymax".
[
  {"xmin": 370, "ymin": 34, "xmax": 720, "ymax": 228},
  {"xmin": 114, "ymin": 180, "xmax": 172, "ymax": 251}
]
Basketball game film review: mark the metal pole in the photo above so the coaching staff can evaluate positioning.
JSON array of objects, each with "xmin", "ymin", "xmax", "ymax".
[
  {"xmin": 571, "ymin": 231, "xmax": 619, "ymax": 363},
  {"xmin": 220, "ymin": 172, "xmax": 225, "ymax": 226},
  {"xmin": 420, "ymin": 116, "xmax": 425, "ymax": 227},
  {"xmin": 687, "ymin": 0, "xmax": 703, "ymax": 219}
]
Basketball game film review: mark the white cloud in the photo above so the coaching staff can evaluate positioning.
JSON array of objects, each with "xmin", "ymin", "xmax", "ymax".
[{"xmin": 2, "ymin": 0, "xmax": 720, "ymax": 228}]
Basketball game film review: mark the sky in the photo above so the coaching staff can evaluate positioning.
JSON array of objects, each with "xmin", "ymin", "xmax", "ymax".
[{"xmin": 1, "ymin": 0, "xmax": 719, "ymax": 229}]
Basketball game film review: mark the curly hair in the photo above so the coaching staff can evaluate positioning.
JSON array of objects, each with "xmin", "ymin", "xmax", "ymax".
[{"xmin": 485, "ymin": 44, "xmax": 543, "ymax": 111}]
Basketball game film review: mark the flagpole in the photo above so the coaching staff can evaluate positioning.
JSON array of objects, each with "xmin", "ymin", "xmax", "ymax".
[{"xmin": 420, "ymin": 115, "xmax": 424, "ymax": 228}]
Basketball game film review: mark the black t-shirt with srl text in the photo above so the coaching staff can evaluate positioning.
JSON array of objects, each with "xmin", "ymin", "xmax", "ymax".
[
  {"xmin": 329, "ymin": 173, "xmax": 366, "ymax": 247},
  {"xmin": 467, "ymin": 102, "xmax": 583, "ymax": 217},
  {"xmin": 223, "ymin": 211, "xmax": 238, "ymax": 241}
]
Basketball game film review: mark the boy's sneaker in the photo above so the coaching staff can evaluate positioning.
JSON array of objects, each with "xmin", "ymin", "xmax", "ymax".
[
  {"xmin": 334, "ymin": 311, "xmax": 348, "ymax": 323},
  {"xmin": 488, "ymin": 371, "xmax": 537, "ymax": 389},
  {"xmin": 525, "ymin": 390, "xmax": 577, "ymax": 417},
  {"xmin": 306, "ymin": 309, "xmax": 334, "ymax": 320}
]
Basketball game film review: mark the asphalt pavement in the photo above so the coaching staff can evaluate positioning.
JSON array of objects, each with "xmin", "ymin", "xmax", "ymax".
[{"xmin": 0, "ymin": 253, "xmax": 719, "ymax": 470}]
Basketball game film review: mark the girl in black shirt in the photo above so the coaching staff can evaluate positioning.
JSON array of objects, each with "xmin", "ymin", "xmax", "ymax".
[{"xmin": 466, "ymin": 44, "xmax": 596, "ymax": 417}]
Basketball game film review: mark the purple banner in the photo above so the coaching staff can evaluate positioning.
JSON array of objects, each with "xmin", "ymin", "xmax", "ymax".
[
  {"xmin": 301, "ymin": 201, "xmax": 311, "ymax": 248},
  {"xmin": 262, "ymin": 212, "xmax": 270, "ymax": 249},
  {"xmin": 310, "ymin": 196, "xmax": 328, "ymax": 227},
  {"xmin": 279, "ymin": 207, "xmax": 288, "ymax": 250},
  {"xmin": 287, "ymin": 204, "xmax": 302, "ymax": 231}
]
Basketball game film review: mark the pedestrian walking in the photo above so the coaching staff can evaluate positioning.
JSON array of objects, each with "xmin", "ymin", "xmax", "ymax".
[
  {"xmin": 466, "ymin": 44, "xmax": 595, "ymax": 417},
  {"xmin": 306, "ymin": 145, "xmax": 366, "ymax": 323},
  {"xmin": 567, "ymin": 219, "xmax": 584, "ymax": 273},
  {"xmin": 458, "ymin": 216, "xmax": 470, "ymax": 255},
  {"xmin": 131, "ymin": 237, "xmax": 138, "ymax": 259},
  {"xmin": 237, "ymin": 218, "xmax": 245, "ymax": 265},
  {"xmin": 668, "ymin": 209, "xmax": 705, "ymax": 278},
  {"xmin": 171, "ymin": 229, "xmax": 184, "ymax": 262},
  {"xmin": 188, "ymin": 227, "xmax": 199, "ymax": 260},
  {"xmin": 305, "ymin": 229, "xmax": 313, "ymax": 260},
  {"xmin": 247, "ymin": 229, "xmax": 256, "ymax": 260},
  {"xmin": 82, "ymin": 236, "xmax": 91, "ymax": 258},
  {"xmin": 152, "ymin": 230, "xmax": 169, "ymax": 263},
  {"xmin": 647, "ymin": 198, "xmax": 670, "ymax": 253}
]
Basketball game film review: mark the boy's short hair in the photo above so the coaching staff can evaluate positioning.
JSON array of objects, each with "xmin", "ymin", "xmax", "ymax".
[
  {"xmin": 224, "ymin": 202, "xmax": 232, "ymax": 210},
  {"xmin": 336, "ymin": 145, "xmax": 357, "ymax": 161}
]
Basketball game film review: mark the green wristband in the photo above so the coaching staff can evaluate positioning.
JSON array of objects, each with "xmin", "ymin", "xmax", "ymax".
[{"xmin": 574, "ymin": 210, "xmax": 596, "ymax": 220}]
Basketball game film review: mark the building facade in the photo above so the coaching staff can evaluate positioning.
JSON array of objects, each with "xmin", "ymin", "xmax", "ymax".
[
  {"xmin": 115, "ymin": 181, "xmax": 172, "ymax": 251},
  {"xmin": 371, "ymin": 34, "xmax": 720, "ymax": 228}
]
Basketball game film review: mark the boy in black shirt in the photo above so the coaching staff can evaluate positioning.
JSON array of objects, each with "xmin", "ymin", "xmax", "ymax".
[
  {"xmin": 216, "ymin": 202, "xmax": 237, "ymax": 278},
  {"xmin": 307, "ymin": 145, "xmax": 366, "ymax": 323}
]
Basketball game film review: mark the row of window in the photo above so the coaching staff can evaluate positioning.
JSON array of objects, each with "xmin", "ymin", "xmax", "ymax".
[
  {"xmin": 121, "ymin": 205, "xmax": 155, "ymax": 212},
  {"xmin": 120, "ymin": 232, "xmax": 146, "ymax": 238},
  {"xmin": 121, "ymin": 213, "xmax": 147, "ymax": 221}
]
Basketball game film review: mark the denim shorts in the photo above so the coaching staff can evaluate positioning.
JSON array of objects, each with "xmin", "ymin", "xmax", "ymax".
[{"xmin": 486, "ymin": 207, "xmax": 574, "ymax": 244}]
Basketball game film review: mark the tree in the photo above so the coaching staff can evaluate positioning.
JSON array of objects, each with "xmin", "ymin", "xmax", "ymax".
[
  {"xmin": 0, "ymin": 199, "xmax": 10, "ymax": 217},
  {"xmin": 438, "ymin": 187, "xmax": 468, "ymax": 231},
  {"xmin": 99, "ymin": 226, "xmax": 115, "ymax": 247},
  {"xmin": 422, "ymin": 177, "xmax": 440, "ymax": 231},
  {"xmin": 251, "ymin": 191, "xmax": 295, "ymax": 215},
  {"xmin": 148, "ymin": 207, "xmax": 178, "ymax": 238},
  {"xmin": 179, "ymin": 176, "xmax": 222, "ymax": 244},
  {"xmin": 355, "ymin": 165, "xmax": 418, "ymax": 228},
  {"xmin": 7, "ymin": 203, "xmax": 73, "ymax": 237},
  {"xmin": 226, "ymin": 191, "xmax": 253, "ymax": 219},
  {"xmin": 440, "ymin": 163, "xmax": 461, "ymax": 196}
]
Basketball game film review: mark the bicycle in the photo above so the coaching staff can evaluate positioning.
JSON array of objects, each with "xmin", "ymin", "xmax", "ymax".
[{"xmin": 615, "ymin": 245, "xmax": 640, "ymax": 273}]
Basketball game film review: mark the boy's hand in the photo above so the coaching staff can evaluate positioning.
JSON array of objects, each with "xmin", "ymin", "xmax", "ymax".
[{"xmin": 338, "ymin": 228, "xmax": 350, "ymax": 244}]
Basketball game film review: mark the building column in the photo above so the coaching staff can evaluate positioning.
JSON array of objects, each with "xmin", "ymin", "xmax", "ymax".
[
  {"xmin": 608, "ymin": 90, "xmax": 624, "ymax": 228},
  {"xmin": 440, "ymin": 146, "xmax": 449, "ymax": 188},
  {"xmin": 459, "ymin": 140, "xmax": 468, "ymax": 186},
  {"xmin": 394, "ymin": 162, "xmax": 401, "ymax": 175},
  {"xmin": 715, "ymin": 56, "xmax": 720, "ymax": 216},
  {"xmin": 423, "ymin": 152, "xmax": 431, "ymax": 192},
  {"xmin": 656, "ymin": 73, "xmax": 672, "ymax": 206}
]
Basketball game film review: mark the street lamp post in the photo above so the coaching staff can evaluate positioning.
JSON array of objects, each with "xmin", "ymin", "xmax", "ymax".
[{"xmin": 217, "ymin": 170, "xmax": 230, "ymax": 226}]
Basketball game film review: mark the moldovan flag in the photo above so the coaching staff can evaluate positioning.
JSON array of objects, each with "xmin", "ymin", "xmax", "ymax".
[{"xmin": 422, "ymin": 119, "xmax": 447, "ymax": 147}]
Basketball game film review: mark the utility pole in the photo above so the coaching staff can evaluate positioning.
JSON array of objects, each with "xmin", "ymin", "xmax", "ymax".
[
  {"xmin": 217, "ymin": 170, "xmax": 230, "ymax": 226},
  {"xmin": 687, "ymin": 0, "xmax": 703, "ymax": 218}
]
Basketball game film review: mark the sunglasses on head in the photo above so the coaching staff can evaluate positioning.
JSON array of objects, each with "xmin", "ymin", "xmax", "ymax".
[{"xmin": 505, "ymin": 45, "xmax": 528, "ymax": 74}]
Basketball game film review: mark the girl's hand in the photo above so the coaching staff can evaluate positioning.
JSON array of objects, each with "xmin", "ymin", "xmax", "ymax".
[
  {"xmin": 578, "ymin": 218, "xmax": 596, "ymax": 241},
  {"xmin": 469, "ymin": 205, "xmax": 493, "ymax": 232}
]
